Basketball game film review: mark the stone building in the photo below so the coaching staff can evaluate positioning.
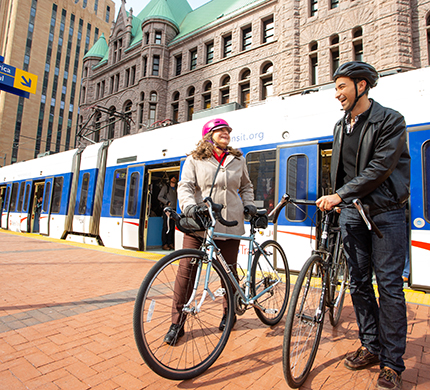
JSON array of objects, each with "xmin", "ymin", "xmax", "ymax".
[
  {"xmin": 79, "ymin": 0, "xmax": 430, "ymax": 144},
  {"xmin": 0, "ymin": 0, "xmax": 115, "ymax": 165}
]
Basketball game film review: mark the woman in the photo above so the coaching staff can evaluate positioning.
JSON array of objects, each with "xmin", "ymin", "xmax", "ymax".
[{"xmin": 164, "ymin": 118, "xmax": 256, "ymax": 345}]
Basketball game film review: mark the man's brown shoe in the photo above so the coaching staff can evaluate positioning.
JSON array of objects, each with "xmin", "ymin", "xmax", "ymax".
[
  {"xmin": 344, "ymin": 346, "xmax": 380, "ymax": 370},
  {"xmin": 377, "ymin": 367, "xmax": 402, "ymax": 390}
]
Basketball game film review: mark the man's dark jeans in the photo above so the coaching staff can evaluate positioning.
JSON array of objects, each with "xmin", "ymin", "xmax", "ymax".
[{"xmin": 339, "ymin": 207, "xmax": 407, "ymax": 374}]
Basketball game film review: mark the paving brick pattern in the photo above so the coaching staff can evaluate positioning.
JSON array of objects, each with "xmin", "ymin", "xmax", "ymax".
[{"xmin": 1, "ymin": 230, "xmax": 429, "ymax": 389}]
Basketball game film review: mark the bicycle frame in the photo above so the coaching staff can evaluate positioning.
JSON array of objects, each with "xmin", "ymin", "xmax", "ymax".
[{"xmin": 184, "ymin": 223, "xmax": 283, "ymax": 315}]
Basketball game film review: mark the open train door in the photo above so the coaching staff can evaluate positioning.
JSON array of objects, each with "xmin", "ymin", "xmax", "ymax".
[
  {"xmin": 122, "ymin": 164, "xmax": 145, "ymax": 250},
  {"xmin": 39, "ymin": 178, "xmax": 53, "ymax": 235},
  {"xmin": 1, "ymin": 184, "xmax": 11, "ymax": 229},
  {"xmin": 408, "ymin": 125, "xmax": 430, "ymax": 290},
  {"xmin": 274, "ymin": 142, "xmax": 319, "ymax": 272},
  {"xmin": 20, "ymin": 180, "xmax": 33, "ymax": 232}
]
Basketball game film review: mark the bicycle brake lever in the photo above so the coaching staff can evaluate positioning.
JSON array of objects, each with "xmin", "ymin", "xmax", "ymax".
[
  {"xmin": 352, "ymin": 199, "xmax": 372, "ymax": 230},
  {"xmin": 352, "ymin": 199, "xmax": 383, "ymax": 238}
]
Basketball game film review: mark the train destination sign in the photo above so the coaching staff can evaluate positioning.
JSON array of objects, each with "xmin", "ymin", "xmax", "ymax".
[{"xmin": 0, "ymin": 57, "xmax": 38, "ymax": 96}]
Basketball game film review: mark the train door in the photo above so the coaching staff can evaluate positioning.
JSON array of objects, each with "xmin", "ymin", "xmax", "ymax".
[
  {"xmin": 143, "ymin": 167, "xmax": 180, "ymax": 251},
  {"xmin": 31, "ymin": 182, "xmax": 44, "ymax": 233},
  {"xmin": 39, "ymin": 178, "xmax": 53, "ymax": 235},
  {"xmin": 122, "ymin": 164, "xmax": 145, "ymax": 250},
  {"xmin": 274, "ymin": 142, "xmax": 320, "ymax": 272},
  {"xmin": 20, "ymin": 181, "xmax": 33, "ymax": 232},
  {"xmin": 1, "ymin": 184, "xmax": 11, "ymax": 229},
  {"xmin": 407, "ymin": 126, "xmax": 430, "ymax": 290}
]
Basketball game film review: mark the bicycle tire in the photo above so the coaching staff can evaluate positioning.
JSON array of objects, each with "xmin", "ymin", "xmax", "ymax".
[
  {"xmin": 251, "ymin": 240, "xmax": 290, "ymax": 325},
  {"xmin": 283, "ymin": 254, "xmax": 327, "ymax": 388},
  {"xmin": 133, "ymin": 249, "xmax": 235, "ymax": 380},
  {"xmin": 328, "ymin": 243, "xmax": 349, "ymax": 327}
]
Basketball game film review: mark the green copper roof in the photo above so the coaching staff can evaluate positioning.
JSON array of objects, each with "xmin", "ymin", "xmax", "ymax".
[
  {"xmin": 175, "ymin": 0, "xmax": 262, "ymax": 41},
  {"xmin": 83, "ymin": 33, "xmax": 108, "ymax": 59},
  {"xmin": 137, "ymin": 0, "xmax": 192, "ymax": 27}
]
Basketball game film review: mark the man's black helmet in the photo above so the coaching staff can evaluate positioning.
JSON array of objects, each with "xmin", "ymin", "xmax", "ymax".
[{"xmin": 333, "ymin": 61, "xmax": 379, "ymax": 89}]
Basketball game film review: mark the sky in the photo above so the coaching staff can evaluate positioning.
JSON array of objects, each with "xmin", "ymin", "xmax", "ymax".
[{"xmin": 112, "ymin": 0, "xmax": 211, "ymax": 16}]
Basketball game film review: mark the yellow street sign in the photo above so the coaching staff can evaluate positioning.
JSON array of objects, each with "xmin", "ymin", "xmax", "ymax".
[{"xmin": 13, "ymin": 68, "xmax": 38, "ymax": 94}]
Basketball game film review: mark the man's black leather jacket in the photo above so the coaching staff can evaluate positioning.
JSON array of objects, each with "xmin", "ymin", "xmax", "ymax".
[{"xmin": 331, "ymin": 100, "xmax": 410, "ymax": 216}]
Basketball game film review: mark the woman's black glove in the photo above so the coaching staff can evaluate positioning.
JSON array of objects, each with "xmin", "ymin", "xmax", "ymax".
[
  {"xmin": 184, "ymin": 204, "xmax": 208, "ymax": 219},
  {"xmin": 244, "ymin": 205, "xmax": 257, "ymax": 218},
  {"xmin": 184, "ymin": 204, "xmax": 198, "ymax": 218}
]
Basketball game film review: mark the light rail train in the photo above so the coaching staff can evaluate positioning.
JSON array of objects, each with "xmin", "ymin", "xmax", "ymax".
[{"xmin": 1, "ymin": 67, "xmax": 430, "ymax": 290}]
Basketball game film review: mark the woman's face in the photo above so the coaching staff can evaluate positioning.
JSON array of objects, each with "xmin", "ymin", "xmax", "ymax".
[{"xmin": 212, "ymin": 127, "xmax": 231, "ymax": 149}]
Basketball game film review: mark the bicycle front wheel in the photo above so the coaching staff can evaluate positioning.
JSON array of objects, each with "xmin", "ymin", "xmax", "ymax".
[
  {"xmin": 283, "ymin": 254, "xmax": 327, "ymax": 388},
  {"xmin": 251, "ymin": 240, "xmax": 290, "ymax": 325},
  {"xmin": 133, "ymin": 249, "xmax": 235, "ymax": 380},
  {"xmin": 328, "ymin": 244, "xmax": 349, "ymax": 327}
]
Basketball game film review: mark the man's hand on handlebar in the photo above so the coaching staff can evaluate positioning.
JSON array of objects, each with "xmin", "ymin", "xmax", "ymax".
[{"xmin": 316, "ymin": 193, "xmax": 342, "ymax": 212}]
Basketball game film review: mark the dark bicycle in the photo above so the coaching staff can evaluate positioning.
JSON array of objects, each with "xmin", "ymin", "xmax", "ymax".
[{"xmin": 270, "ymin": 194, "xmax": 381, "ymax": 388}]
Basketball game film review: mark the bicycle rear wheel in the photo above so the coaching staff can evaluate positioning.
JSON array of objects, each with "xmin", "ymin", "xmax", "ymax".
[
  {"xmin": 328, "ymin": 243, "xmax": 349, "ymax": 327},
  {"xmin": 133, "ymin": 249, "xmax": 235, "ymax": 380},
  {"xmin": 251, "ymin": 240, "xmax": 290, "ymax": 325},
  {"xmin": 283, "ymin": 254, "xmax": 327, "ymax": 388}
]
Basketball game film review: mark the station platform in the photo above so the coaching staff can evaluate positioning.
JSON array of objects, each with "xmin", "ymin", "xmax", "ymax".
[{"xmin": 0, "ymin": 229, "xmax": 429, "ymax": 390}]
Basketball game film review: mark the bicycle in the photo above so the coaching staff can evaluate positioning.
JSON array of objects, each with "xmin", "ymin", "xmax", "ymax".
[
  {"xmin": 133, "ymin": 196, "xmax": 290, "ymax": 380},
  {"xmin": 271, "ymin": 194, "xmax": 382, "ymax": 388}
]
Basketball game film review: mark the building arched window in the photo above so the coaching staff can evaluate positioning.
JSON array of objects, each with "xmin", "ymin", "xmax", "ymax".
[
  {"xmin": 138, "ymin": 92, "xmax": 144, "ymax": 127},
  {"xmin": 353, "ymin": 27, "xmax": 363, "ymax": 61},
  {"xmin": 123, "ymin": 100, "xmax": 132, "ymax": 136},
  {"xmin": 94, "ymin": 110, "xmax": 102, "ymax": 142},
  {"xmin": 220, "ymin": 75, "xmax": 230, "ymax": 104},
  {"xmin": 330, "ymin": 34, "xmax": 340, "ymax": 76},
  {"xmin": 108, "ymin": 106, "xmax": 116, "ymax": 139},
  {"xmin": 309, "ymin": 41, "xmax": 318, "ymax": 85},
  {"xmin": 149, "ymin": 92, "xmax": 158, "ymax": 126},
  {"xmin": 202, "ymin": 81, "xmax": 212, "ymax": 109},
  {"xmin": 187, "ymin": 87, "xmax": 195, "ymax": 121},
  {"xmin": 260, "ymin": 62, "xmax": 273, "ymax": 100},
  {"xmin": 239, "ymin": 69, "xmax": 251, "ymax": 108},
  {"xmin": 172, "ymin": 91, "xmax": 180, "ymax": 123}
]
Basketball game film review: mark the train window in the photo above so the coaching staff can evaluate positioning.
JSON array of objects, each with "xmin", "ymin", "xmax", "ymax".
[
  {"xmin": 127, "ymin": 172, "xmax": 139, "ymax": 216},
  {"xmin": 111, "ymin": 168, "xmax": 127, "ymax": 216},
  {"xmin": 423, "ymin": 141, "xmax": 430, "ymax": 221},
  {"xmin": 23, "ymin": 184, "xmax": 31, "ymax": 212},
  {"xmin": 78, "ymin": 173, "xmax": 90, "ymax": 214},
  {"xmin": 3, "ymin": 187, "xmax": 10, "ymax": 211},
  {"xmin": 9, "ymin": 183, "xmax": 19, "ymax": 212},
  {"xmin": 17, "ymin": 183, "xmax": 25, "ymax": 212},
  {"xmin": 51, "ymin": 177, "xmax": 63, "ymax": 214},
  {"xmin": 246, "ymin": 150, "xmax": 276, "ymax": 216},
  {"xmin": 286, "ymin": 154, "xmax": 308, "ymax": 221},
  {"xmin": 43, "ymin": 182, "xmax": 51, "ymax": 212}
]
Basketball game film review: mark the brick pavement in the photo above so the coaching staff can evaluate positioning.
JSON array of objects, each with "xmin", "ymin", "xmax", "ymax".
[{"xmin": 0, "ymin": 229, "xmax": 429, "ymax": 390}]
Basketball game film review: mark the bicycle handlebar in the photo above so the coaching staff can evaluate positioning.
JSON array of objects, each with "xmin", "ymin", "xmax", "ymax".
[
  {"xmin": 269, "ymin": 193, "xmax": 383, "ymax": 238},
  {"xmin": 203, "ymin": 197, "xmax": 238, "ymax": 227},
  {"xmin": 269, "ymin": 193, "xmax": 315, "ymax": 224}
]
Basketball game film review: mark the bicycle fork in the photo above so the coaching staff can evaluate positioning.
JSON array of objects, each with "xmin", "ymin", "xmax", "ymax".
[{"xmin": 181, "ymin": 245, "xmax": 226, "ymax": 316}]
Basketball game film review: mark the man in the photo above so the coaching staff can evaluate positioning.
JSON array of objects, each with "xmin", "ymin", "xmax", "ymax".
[
  {"xmin": 158, "ymin": 175, "xmax": 178, "ymax": 250},
  {"xmin": 316, "ymin": 61, "xmax": 410, "ymax": 390}
]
